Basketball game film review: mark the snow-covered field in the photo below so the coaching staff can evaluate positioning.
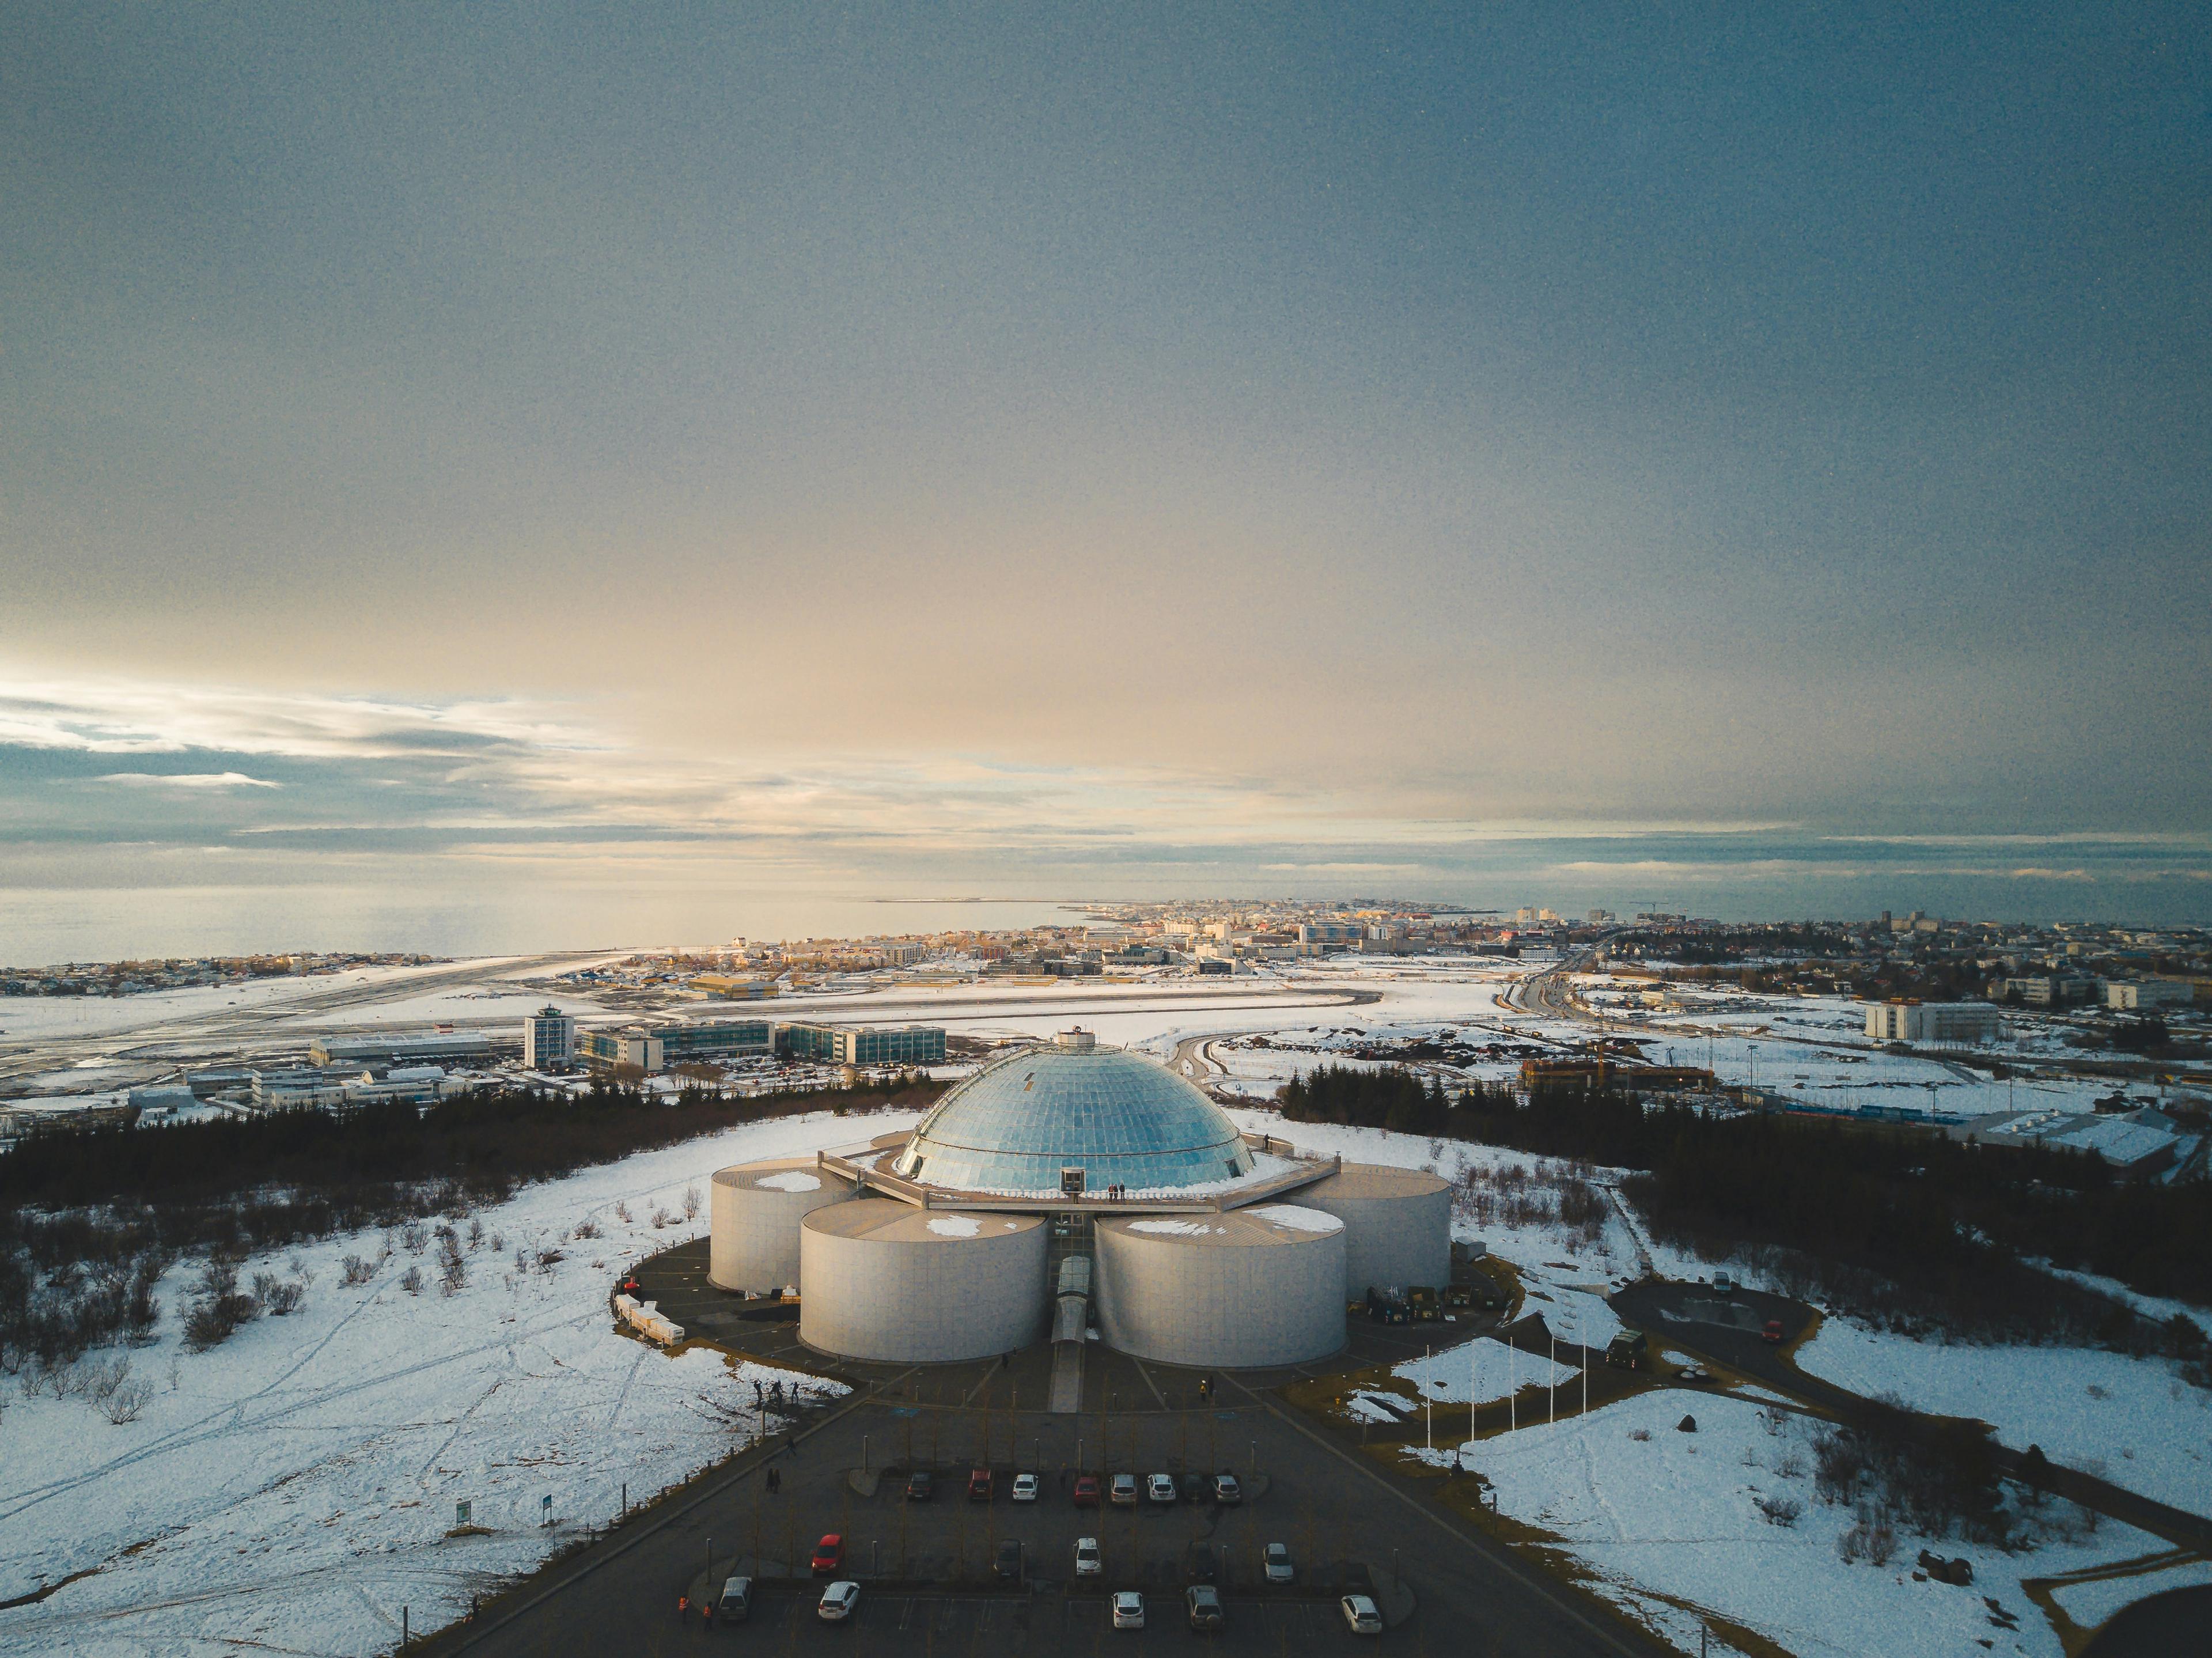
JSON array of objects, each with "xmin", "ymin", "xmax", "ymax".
[
  {"xmin": 1395, "ymin": 1336, "xmax": 1577, "ymax": 1404},
  {"xmin": 0, "ymin": 1110, "xmax": 914, "ymax": 1657},
  {"xmin": 1797, "ymin": 1319, "xmax": 2212, "ymax": 1516},
  {"xmin": 1422, "ymin": 1388, "xmax": 2168, "ymax": 1658}
]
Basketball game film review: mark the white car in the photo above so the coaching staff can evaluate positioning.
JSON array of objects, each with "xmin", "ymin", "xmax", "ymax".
[
  {"xmin": 817, "ymin": 1581, "xmax": 859, "ymax": 1622},
  {"xmin": 1074, "ymin": 1536, "xmax": 1103, "ymax": 1577},
  {"xmin": 1111, "ymin": 1591, "xmax": 1145, "ymax": 1630},
  {"xmin": 1146, "ymin": 1471, "xmax": 1177, "ymax": 1504},
  {"xmin": 1341, "ymin": 1593, "xmax": 1382, "ymax": 1636},
  {"xmin": 1263, "ymin": 1542, "xmax": 1294, "ymax": 1584},
  {"xmin": 1011, "ymin": 1472, "xmax": 1039, "ymax": 1502}
]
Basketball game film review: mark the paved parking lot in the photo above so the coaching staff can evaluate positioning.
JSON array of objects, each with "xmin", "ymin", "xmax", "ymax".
[
  {"xmin": 427, "ymin": 1371, "xmax": 1664, "ymax": 1658},
  {"xmin": 710, "ymin": 1587, "xmax": 1374, "ymax": 1647}
]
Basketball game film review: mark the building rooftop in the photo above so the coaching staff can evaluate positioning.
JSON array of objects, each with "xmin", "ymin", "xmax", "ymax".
[{"xmin": 893, "ymin": 1036, "xmax": 1254, "ymax": 1195}]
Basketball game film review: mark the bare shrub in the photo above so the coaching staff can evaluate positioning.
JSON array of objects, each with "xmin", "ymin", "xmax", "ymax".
[
  {"xmin": 263, "ymin": 1281, "xmax": 304, "ymax": 1316},
  {"xmin": 490, "ymin": 1233, "xmax": 505, "ymax": 1254},
  {"xmin": 183, "ymin": 1256, "xmax": 259, "ymax": 1351},
  {"xmin": 101, "ymin": 1374, "xmax": 152, "ymax": 1424},
  {"xmin": 535, "ymin": 1247, "xmax": 565, "ymax": 1273},
  {"xmin": 1756, "ymin": 1495, "xmax": 1801, "ymax": 1527},
  {"xmin": 402, "ymin": 1222, "xmax": 428, "ymax": 1254},
  {"xmin": 438, "ymin": 1232, "xmax": 467, "ymax": 1296},
  {"xmin": 1628, "ymin": 1428, "xmax": 1652, "ymax": 1442},
  {"xmin": 467, "ymin": 1218, "xmax": 485, "ymax": 1248},
  {"xmin": 573, "ymin": 1220, "xmax": 601, "ymax": 1241},
  {"xmin": 613, "ymin": 1202, "xmax": 631, "ymax": 1225},
  {"xmin": 399, "ymin": 1266, "xmax": 425, "ymax": 1296},
  {"xmin": 83, "ymin": 1354, "xmax": 131, "ymax": 1405},
  {"xmin": 682, "ymin": 1185, "xmax": 701, "ymax": 1222},
  {"xmin": 340, "ymin": 1255, "xmax": 375, "ymax": 1287},
  {"xmin": 1836, "ymin": 1517, "xmax": 1897, "ymax": 1566},
  {"xmin": 650, "ymin": 1207, "xmax": 671, "ymax": 1230}
]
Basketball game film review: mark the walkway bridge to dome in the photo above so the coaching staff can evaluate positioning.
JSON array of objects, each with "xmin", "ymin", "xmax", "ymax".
[{"xmin": 814, "ymin": 1130, "xmax": 1339, "ymax": 1216}]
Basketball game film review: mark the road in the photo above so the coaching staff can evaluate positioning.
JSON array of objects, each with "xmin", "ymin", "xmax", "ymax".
[{"xmin": 2078, "ymin": 1584, "xmax": 2212, "ymax": 1657}]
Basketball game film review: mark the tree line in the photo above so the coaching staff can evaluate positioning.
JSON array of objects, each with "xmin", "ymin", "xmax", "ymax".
[
  {"xmin": 1, "ymin": 1073, "xmax": 943, "ymax": 1369},
  {"xmin": 1279, "ymin": 1061, "xmax": 2210, "ymax": 1353}
]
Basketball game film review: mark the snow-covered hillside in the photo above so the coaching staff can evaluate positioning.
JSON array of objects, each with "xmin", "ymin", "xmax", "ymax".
[{"xmin": 0, "ymin": 1109, "xmax": 914, "ymax": 1657}]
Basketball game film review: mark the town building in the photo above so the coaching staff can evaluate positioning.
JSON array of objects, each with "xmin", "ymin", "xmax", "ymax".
[
  {"xmin": 2105, "ymin": 980, "xmax": 2195, "ymax": 1010},
  {"xmin": 523, "ymin": 1005, "xmax": 575, "ymax": 1068},
  {"xmin": 777, "ymin": 1022, "xmax": 946, "ymax": 1066},
  {"xmin": 1863, "ymin": 1001, "xmax": 2002, "ymax": 1044}
]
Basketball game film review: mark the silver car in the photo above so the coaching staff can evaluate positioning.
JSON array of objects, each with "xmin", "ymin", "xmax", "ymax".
[
  {"xmin": 1146, "ymin": 1471, "xmax": 1177, "ymax": 1504},
  {"xmin": 1111, "ymin": 1591, "xmax": 1145, "ymax": 1630},
  {"xmin": 1341, "ymin": 1593, "xmax": 1383, "ymax": 1636},
  {"xmin": 1074, "ymin": 1536, "xmax": 1103, "ymax": 1577},
  {"xmin": 1263, "ymin": 1542, "xmax": 1294, "ymax": 1584}
]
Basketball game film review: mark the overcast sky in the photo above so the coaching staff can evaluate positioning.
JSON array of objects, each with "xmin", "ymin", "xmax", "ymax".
[{"xmin": 4, "ymin": 3, "xmax": 2208, "ymax": 949}]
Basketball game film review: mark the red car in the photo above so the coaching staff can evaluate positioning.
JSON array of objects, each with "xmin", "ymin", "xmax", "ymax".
[
  {"xmin": 968, "ymin": 1468, "xmax": 994, "ymax": 1502},
  {"xmin": 1072, "ymin": 1474, "xmax": 1101, "ymax": 1508},
  {"xmin": 810, "ymin": 1534, "xmax": 844, "ymax": 1576},
  {"xmin": 1762, "ymin": 1319, "xmax": 1785, "ymax": 1345}
]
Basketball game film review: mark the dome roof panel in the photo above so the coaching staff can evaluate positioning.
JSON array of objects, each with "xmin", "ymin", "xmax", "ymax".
[{"xmin": 895, "ymin": 1045, "xmax": 1253, "ymax": 1194}]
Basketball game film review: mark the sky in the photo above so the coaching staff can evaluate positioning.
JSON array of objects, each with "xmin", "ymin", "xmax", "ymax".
[{"xmin": 3, "ymin": 3, "xmax": 2209, "ymax": 955}]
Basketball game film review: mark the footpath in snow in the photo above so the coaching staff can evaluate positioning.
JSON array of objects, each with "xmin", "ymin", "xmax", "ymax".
[
  {"xmin": 1796, "ymin": 1317, "xmax": 2212, "ymax": 1517},
  {"xmin": 1421, "ymin": 1388, "xmax": 2176, "ymax": 1658}
]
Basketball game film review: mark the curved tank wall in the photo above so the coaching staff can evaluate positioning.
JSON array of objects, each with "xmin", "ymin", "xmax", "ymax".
[
  {"xmin": 708, "ymin": 1159, "xmax": 855, "ymax": 1294},
  {"xmin": 1094, "ymin": 1205, "xmax": 1345, "ymax": 1368},
  {"xmin": 799, "ymin": 1199, "xmax": 1048, "ymax": 1362},
  {"xmin": 1297, "ymin": 1163, "xmax": 1453, "ymax": 1298}
]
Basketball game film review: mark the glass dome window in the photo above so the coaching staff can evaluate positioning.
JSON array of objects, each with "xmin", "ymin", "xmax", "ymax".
[{"xmin": 896, "ymin": 1044, "xmax": 1253, "ymax": 1195}]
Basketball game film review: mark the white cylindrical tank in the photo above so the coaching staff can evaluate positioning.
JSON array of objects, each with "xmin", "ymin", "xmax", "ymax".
[
  {"xmin": 1094, "ymin": 1205, "xmax": 1345, "ymax": 1368},
  {"xmin": 709, "ymin": 1159, "xmax": 855, "ymax": 1294},
  {"xmin": 1297, "ymin": 1163, "xmax": 1454, "ymax": 1299},
  {"xmin": 799, "ymin": 1199, "xmax": 1048, "ymax": 1362}
]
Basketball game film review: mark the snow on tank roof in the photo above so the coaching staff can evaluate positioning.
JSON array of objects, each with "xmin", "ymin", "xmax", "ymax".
[
  {"xmin": 714, "ymin": 1157, "xmax": 851, "ymax": 1191},
  {"xmin": 1302, "ymin": 1162, "xmax": 1452, "ymax": 1199},
  {"xmin": 1247, "ymin": 1203, "xmax": 1343, "ymax": 1233},
  {"xmin": 1103, "ymin": 1207, "xmax": 1343, "ymax": 1247},
  {"xmin": 803, "ymin": 1198, "xmax": 1043, "ymax": 1243},
  {"xmin": 895, "ymin": 1041, "xmax": 1253, "ymax": 1194}
]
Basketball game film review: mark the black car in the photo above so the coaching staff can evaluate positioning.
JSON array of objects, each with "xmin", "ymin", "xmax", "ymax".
[
  {"xmin": 904, "ymin": 1469, "xmax": 934, "ymax": 1501},
  {"xmin": 994, "ymin": 1539, "xmax": 1023, "ymax": 1581},
  {"xmin": 1184, "ymin": 1541, "xmax": 1218, "ymax": 1584}
]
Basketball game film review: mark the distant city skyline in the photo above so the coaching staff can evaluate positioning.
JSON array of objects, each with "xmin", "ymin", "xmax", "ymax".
[{"xmin": 5, "ymin": 5, "xmax": 2207, "ymax": 951}]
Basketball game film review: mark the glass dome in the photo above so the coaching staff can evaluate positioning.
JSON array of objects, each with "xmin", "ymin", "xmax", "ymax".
[{"xmin": 895, "ymin": 1042, "xmax": 1254, "ymax": 1195}]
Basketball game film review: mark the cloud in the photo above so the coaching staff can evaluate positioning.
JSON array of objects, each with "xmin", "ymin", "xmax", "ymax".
[{"xmin": 93, "ymin": 771, "xmax": 282, "ymax": 790}]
